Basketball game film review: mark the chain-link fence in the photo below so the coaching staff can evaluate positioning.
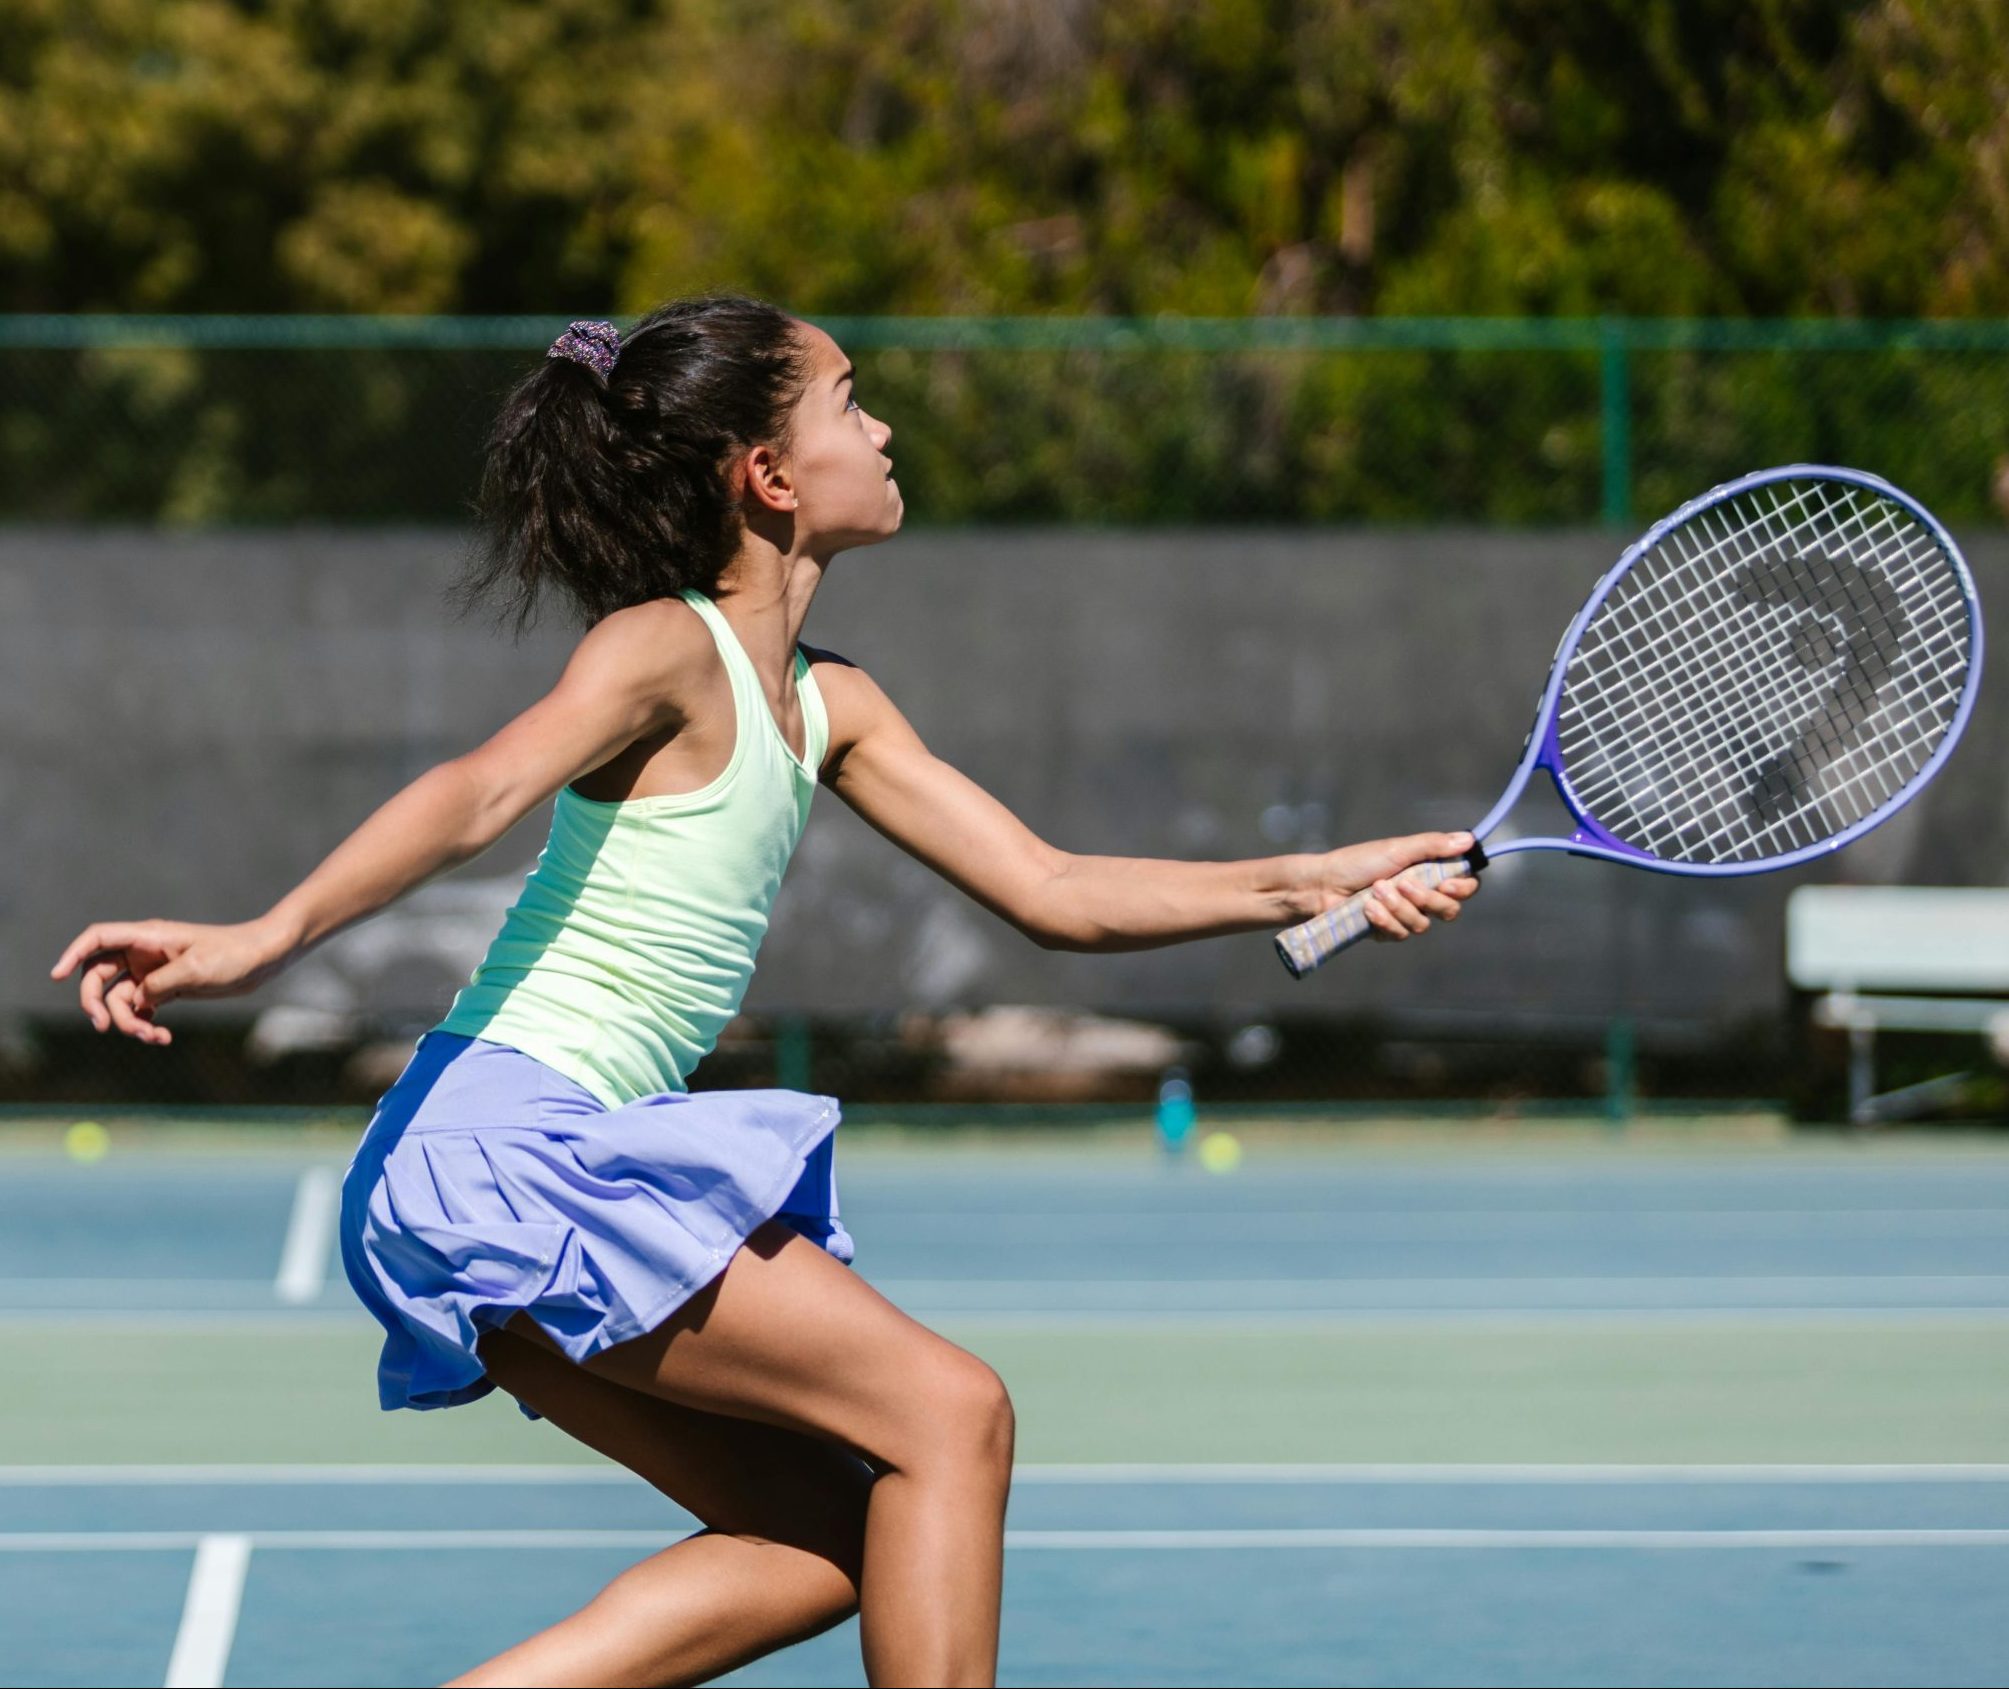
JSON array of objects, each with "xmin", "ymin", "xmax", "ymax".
[
  {"xmin": 7, "ymin": 317, "xmax": 2006, "ymax": 1122},
  {"xmin": 7, "ymin": 316, "xmax": 2009, "ymax": 526}
]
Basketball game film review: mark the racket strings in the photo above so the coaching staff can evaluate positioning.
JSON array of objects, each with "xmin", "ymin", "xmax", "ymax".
[
  {"xmin": 1565, "ymin": 495, "xmax": 1872, "ymax": 827},
  {"xmin": 1578, "ymin": 493, "xmax": 1941, "ymax": 854},
  {"xmin": 1573, "ymin": 487, "xmax": 1965, "ymax": 859},
  {"xmin": 1586, "ymin": 486, "xmax": 1925, "ymax": 756},
  {"xmin": 1590, "ymin": 490, "xmax": 1962, "ymax": 860},
  {"xmin": 1723, "ymin": 490, "xmax": 1968, "ymax": 851},
  {"xmin": 1556, "ymin": 478, "xmax": 1972, "ymax": 864}
]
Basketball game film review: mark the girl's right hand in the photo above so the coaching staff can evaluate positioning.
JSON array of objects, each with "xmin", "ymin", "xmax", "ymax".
[{"xmin": 48, "ymin": 917, "xmax": 298, "ymax": 1046}]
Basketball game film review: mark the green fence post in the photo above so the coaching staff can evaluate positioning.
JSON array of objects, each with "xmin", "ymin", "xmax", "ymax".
[
  {"xmin": 1600, "ymin": 320, "xmax": 1633, "ymax": 527},
  {"xmin": 775, "ymin": 1015, "xmax": 813, "ymax": 1092},
  {"xmin": 1604, "ymin": 1015, "xmax": 1636, "ymax": 1126}
]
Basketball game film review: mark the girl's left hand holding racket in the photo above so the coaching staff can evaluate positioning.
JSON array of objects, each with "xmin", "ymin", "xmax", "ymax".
[
  {"xmin": 49, "ymin": 917, "xmax": 298, "ymax": 1045},
  {"xmin": 1306, "ymin": 830, "xmax": 1482, "ymax": 941}
]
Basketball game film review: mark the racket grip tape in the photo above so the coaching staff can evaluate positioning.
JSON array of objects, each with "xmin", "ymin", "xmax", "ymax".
[{"xmin": 1274, "ymin": 847, "xmax": 1485, "ymax": 979}]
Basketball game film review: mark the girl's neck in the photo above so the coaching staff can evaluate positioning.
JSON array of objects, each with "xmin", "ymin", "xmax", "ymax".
[{"xmin": 711, "ymin": 546, "xmax": 826, "ymax": 671}]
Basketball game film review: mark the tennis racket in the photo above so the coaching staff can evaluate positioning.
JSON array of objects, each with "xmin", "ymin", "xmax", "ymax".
[{"xmin": 1276, "ymin": 465, "xmax": 1984, "ymax": 978}]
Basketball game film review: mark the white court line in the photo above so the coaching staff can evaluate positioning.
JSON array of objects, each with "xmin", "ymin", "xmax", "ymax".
[
  {"xmin": 872, "ymin": 1274, "xmax": 2009, "ymax": 1301},
  {"xmin": 9, "ymin": 1307, "xmax": 2009, "ymax": 1335},
  {"xmin": 846, "ymin": 1208, "xmax": 2009, "ymax": 1234},
  {"xmin": 4, "ymin": 1462, "xmax": 2009, "ymax": 1486},
  {"xmin": 162, "ymin": 1533, "xmax": 249, "ymax": 1689},
  {"xmin": 0, "ymin": 1312, "xmax": 365, "ymax": 1332},
  {"xmin": 929, "ymin": 1307, "xmax": 2009, "ymax": 1332},
  {"xmin": 274, "ymin": 1168, "xmax": 339, "ymax": 1305},
  {"xmin": 6, "ymin": 1528, "xmax": 2009, "ymax": 1553},
  {"xmin": 0, "ymin": 1278, "xmax": 315, "ymax": 1293},
  {"xmin": 11, "ymin": 1272, "xmax": 2009, "ymax": 1305},
  {"xmin": 1015, "ymin": 1462, "xmax": 2009, "ymax": 1485},
  {"xmin": 1006, "ymin": 1528, "xmax": 2009, "ymax": 1550}
]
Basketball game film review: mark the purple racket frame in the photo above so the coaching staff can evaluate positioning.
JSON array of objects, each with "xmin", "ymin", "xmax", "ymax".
[
  {"xmin": 1483, "ymin": 463, "xmax": 1983, "ymax": 871},
  {"xmin": 1276, "ymin": 464, "xmax": 1985, "ymax": 978}
]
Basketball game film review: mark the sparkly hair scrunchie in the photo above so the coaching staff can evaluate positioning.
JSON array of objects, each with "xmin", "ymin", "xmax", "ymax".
[{"xmin": 546, "ymin": 319, "xmax": 621, "ymax": 379}]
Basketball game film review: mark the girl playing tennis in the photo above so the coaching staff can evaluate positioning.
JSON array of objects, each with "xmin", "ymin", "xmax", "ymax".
[{"xmin": 52, "ymin": 295, "xmax": 1478, "ymax": 1688}]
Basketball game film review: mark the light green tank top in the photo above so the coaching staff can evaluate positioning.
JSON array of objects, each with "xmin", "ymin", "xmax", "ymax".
[{"xmin": 434, "ymin": 589, "xmax": 827, "ymax": 1108}]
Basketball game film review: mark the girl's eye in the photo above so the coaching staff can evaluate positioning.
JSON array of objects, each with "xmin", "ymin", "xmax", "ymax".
[{"xmin": 844, "ymin": 395, "xmax": 860, "ymax": 413}]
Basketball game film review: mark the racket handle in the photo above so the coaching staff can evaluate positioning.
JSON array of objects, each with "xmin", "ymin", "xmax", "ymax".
[{"xmin": 1274, "ymin": 852, "xmax": 1483, "ymax": 979}]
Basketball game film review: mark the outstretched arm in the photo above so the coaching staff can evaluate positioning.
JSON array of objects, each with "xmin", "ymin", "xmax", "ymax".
[
  {"xmin": 52, "ymin": 604, "xmax": 709, "ymax": 1043},
  {"xmin": 810, "ymin": 655, "xmax": 1478, "ymax": 954}
]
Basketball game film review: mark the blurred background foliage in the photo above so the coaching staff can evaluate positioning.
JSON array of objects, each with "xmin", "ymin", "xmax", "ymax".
[
  {"xmin": 4, "ymin": 0, "xmax": 2007, "ymax": 320},
  {"xmin": 4, "ymin": 0, "xmax": 2009, "ymax": 529}
]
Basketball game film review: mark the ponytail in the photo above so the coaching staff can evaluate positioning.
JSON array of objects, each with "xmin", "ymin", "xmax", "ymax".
[{"xmin": 451, "ymin": 294, "xmax": 813, "ymax": 636}]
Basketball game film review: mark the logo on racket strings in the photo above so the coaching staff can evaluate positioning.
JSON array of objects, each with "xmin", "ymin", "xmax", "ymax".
[{"xmin": 1731, "ymin": 550, "xmax": 1908, "ymax": 825}]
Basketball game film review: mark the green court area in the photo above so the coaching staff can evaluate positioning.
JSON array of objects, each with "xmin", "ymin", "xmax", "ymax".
[
  {"xmin": 8, "ymin": 1319, "xmax": 2009, "ymax": 1468},
  {"xmin": 4, "ymin": 1128, "xmax": 2007, "ymax": 1684}
]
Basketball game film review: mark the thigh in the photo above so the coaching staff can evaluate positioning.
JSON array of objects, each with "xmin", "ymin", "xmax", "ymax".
[
  {"xmin": 477, "ymin": 1324, "xmax": 874, "ymax": 1564},
  {"xmin": 566, "ymin": 1220, "xmax": 1004, "ymax": 1470}
]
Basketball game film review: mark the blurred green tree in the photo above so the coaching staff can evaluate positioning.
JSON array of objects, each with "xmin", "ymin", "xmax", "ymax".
[
  {"xmin": 3, "ymin": 0, "xmax": 2004, "ymax": 317},
  {"xmin": 4, "ymin": 0, "xmax": 2007, "ymax": 525}
]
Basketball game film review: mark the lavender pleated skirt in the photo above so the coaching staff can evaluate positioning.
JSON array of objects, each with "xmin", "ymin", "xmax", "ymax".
[{"xmin": 339, "ymin": 1031, "xmax": 851, "ymax": 1415}]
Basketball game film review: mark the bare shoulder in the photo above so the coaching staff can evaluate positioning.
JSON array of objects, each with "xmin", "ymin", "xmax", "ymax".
[
  {"xmin": 569, "ymin": 596, "xmax": 723, "ymax": 717},
  {"xmin": 800, "ymin": 646, "xmax": 914, "ymax": 781},
  {"xmin": 800, "ymin": 644, "xmax": 889, "ymax": 720},
  {"xmin": 799, "ymin": 642, "xmax": 863, "ymax": 690},
  {"xmin": 585, "ymin": 595, "xmax": 718, "ymax": 668}
]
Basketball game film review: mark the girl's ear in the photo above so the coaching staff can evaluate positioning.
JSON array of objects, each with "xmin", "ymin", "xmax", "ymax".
[{"xmin": 741, "ymin": 442, "xmax": 798, "ymax": 512}]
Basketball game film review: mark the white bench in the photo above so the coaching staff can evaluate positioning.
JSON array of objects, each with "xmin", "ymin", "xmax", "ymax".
[{"xmin": 1785, "ymin": 887, "xmax": 2009, "ymax": 1125}]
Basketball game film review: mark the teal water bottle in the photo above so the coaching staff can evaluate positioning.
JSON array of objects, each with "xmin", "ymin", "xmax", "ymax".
[{"xmin": 1156, "ymin": 1066, "xmax": 1195, "ymax": 1157}]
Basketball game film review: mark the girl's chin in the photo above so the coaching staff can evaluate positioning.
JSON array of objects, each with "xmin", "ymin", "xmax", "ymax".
[{"xmin": 833, "ymin": 512, "xmax": 903, "ymax": 550}]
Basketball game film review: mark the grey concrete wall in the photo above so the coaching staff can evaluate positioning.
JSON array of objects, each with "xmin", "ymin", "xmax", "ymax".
[{"xmin": 8, "ymin": 526, "xmax": 2003, "ymax": 1036}]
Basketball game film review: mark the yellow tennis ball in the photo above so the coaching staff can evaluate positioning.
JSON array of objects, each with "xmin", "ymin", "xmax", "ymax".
[
  {"xmin": 1198, "ymin": 1131, "xmax": 1242, "ymax": 1174},
  {"xmin": 65, "ymin": 1121, "xmax": 110, "ymax": 1163}
]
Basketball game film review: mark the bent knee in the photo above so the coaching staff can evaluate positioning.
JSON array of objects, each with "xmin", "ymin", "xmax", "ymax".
[{"xmin": 893, "ymin": 1348, "xmax": 1015, "ymax": 1475}]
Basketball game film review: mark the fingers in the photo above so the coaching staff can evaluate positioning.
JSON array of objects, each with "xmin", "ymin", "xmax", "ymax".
[
  {"xmin": 1364, "ymin": 879, "xmax": 1430, "ymax": 940},
  {"xmin": 50, "ymin": 922, "xmax": 155, "ymax": 981},
  {"xmin": 53, "ymin": 920, "xmax": 186, "ymax": 1043},
  {"xmin": 1364, "ymin": 869, "xmax": 1483, "ymax": 942},
  {"xmin": 134, "ymin": 957, "xmax": 188, "ymax": 1009},
  {"xmin": 50, "ymin": 926, "xmax": 102, "ymax": 981},
  {"xmin": 1411, "ymin": 888, "xmax": 1459, "ymax": 922},
  {"xmin": 79, "ymin": 959, "xmax": 124, "ymax": 1031},
  {"xmin": 1412, "ymin": 873, "xmax": 1481, "ymax": 921},
  {"xmin": 1387, "ymin": 831, "xmax": 1476, "ymax": 871},
  {"xmin": 75, "ymin": 954, "xmax": 174, "ymax": 1044},
  {"xmin": 105, "ymin": 975, "xmax": 170, "ymax": 1046}
]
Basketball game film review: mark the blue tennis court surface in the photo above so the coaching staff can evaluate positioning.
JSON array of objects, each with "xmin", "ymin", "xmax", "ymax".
[
  {"xmin": 6, "ymin": 1467, "xmax": 2009, "ymax": 1686},
  {"xmin": 6, "ymin": 1146, "xmax": 2009, "ymax": 1318},
  {"xmin": 3, "ymin": 1132, "xmax": 2006, "ymax": 1685}
]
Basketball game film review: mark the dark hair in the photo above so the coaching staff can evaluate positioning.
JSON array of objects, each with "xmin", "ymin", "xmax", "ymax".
[{"xmin": 451, "ymin": 293, "xmax": 814, "ymax": 636}]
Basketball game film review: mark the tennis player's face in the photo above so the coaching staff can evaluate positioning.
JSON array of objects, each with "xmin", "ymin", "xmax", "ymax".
[{"xmin": 783, "ymin": 324, "xmax": 902, "ymax": 551}]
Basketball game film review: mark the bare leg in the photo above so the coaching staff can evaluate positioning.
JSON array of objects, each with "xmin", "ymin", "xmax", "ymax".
[
  {"xmin": 577, "ymin": 1222, "xmax": 1014, "ymax": 1688},
  {"xmin": 450, "ymin": 1326, "xmax": 872, "ymax": 1687}
]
